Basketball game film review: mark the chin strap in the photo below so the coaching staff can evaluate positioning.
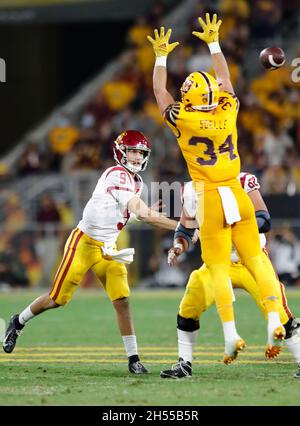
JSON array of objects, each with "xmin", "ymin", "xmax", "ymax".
[{"xmin": 126, "ymin": 162, "xmax": 142, "ymax": 174}]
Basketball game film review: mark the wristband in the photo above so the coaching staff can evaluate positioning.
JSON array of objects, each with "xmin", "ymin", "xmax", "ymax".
[
  {"xmin": 255, "ymin": 210, "xmax": 271, "ymax": 233},
  {"xmin": 208, "ymin": 41, "xmax": 221, "ymax": 54},
  {"xmin": 155, "ymin": 56, "xmax": 167, "ymax": 67},
  {"xmin": 174, "ymin": 222, "xmax": 195, "ymax": 248}
]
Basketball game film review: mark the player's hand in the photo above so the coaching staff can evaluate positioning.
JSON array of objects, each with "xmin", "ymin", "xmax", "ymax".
[
  {"xmin": 167, "ymin": 246, "xmax": 182, "ymax": 266},
  {"xmin": 147, "ymin": 27, "xmax": 179, "ymax": 57},
  {"xmin": 192, "ymin": 13, "xmax": 222, "ymax": 44}
]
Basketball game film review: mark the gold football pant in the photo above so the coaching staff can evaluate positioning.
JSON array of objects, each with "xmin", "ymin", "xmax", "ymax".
[
  {"xmin": 49, "ymin": 228, "xmax": 129, "ymax": 305},
  {"xmin": 179, "ymin": 249, "xmax": 293, "ymax": 324},
  {"xmin": 198, "ymin": 185, "xmax": 281, "ymax": 322}
]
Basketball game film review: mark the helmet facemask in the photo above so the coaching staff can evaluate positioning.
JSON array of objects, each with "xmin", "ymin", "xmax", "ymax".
[{"xmin": 113, "ymin": 144, "xmax": 151, "ymax": 174}]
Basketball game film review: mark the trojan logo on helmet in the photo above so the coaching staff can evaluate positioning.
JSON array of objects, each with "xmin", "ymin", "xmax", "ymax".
[
  {"xmin": 180, "ymin": 71, "xmax": 220, "ymax": 111},
  {"xmin": 113, "ymin": 130, "xmax": 151, "ymax": 174}
]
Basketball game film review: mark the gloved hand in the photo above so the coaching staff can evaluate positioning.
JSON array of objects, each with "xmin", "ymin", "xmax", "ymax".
[
  {"xmin": 147, "ymin": 27, "xmax": 179, "ymax": 57},
  {"xmin": 192, "ymin": 13, "xmax": 222, "ymax": 44}
]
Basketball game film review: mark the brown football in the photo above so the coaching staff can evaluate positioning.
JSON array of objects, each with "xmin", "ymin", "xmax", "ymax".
[{"xmin": 259, "ymin": 47, "xmax": 286, "ymax": 70}]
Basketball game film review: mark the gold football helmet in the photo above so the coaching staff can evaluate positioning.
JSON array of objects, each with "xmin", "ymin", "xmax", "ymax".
[{"xmin": 180, "ymin": 71, "xmax": 220, "ymax": 111}]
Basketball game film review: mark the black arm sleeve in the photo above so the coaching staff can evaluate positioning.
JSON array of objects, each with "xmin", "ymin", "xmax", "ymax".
[
  {"xmin": 255, "ymin": 210, "xmax": 271, "ymax": 233},
  {"xmin": 174, "ymin": 223, "xmax": 196, "ymax": 248}
]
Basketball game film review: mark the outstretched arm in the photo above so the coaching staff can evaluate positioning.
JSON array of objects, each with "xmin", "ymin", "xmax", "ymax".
[
  {"xmin": 147, "ymin": 27, "xmax": 179, "ymax": 115},
  {"xmin": 193, "ymin": 13, "xmax": 234, "ymax": 94},
  {"xmin": 127, "ymin": 195, "xmax": 177, "ymax": 230}
]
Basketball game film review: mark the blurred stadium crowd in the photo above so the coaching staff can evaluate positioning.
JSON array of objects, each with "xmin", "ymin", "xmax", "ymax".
[{"xmin": 0, "ymin": 0, "xmax": 300, "ymax": 290}]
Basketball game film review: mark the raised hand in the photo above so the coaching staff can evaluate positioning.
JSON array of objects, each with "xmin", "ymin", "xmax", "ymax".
[
  {"xmin": 192, "ymin": 13, "xmax": 222, "ymax": 44},
  {"xmin": 147, "ymin": 27, "xmax": 179, "ymax": 57}
]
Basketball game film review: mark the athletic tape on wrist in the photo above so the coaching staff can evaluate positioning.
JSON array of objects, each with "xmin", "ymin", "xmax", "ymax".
[
  {"xmin": 208, "ymin": 41, "xmax": 221, "ymax": 54},
  {"xmin": 174, "ymin": 243, "xmax": 184, "ymax": 251},
  {"xmin": 155, "ymin": 56, "xmax": 167, "ymax": 67}
]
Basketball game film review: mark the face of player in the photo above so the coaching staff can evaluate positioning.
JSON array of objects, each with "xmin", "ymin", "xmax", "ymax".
[{"xmin": 127, "ymin": 149, "xmax": 145, "ymax": 167}]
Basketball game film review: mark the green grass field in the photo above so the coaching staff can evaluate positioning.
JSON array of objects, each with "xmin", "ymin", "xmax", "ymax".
[{"xmin": 0, "ymin": 289, "xmax": 300, "ymax": 406}]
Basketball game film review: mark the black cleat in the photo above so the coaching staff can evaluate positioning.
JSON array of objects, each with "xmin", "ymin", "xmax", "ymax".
[
  {"xmin": 3, "ymin": 314, "xmax": 23, "ymax": 353},
  {"xmin": 284, "ymin": 318, "xmax": 300, "ymax": 339},
  {"xmin": 160, "ymin": 358, "xmax": 192, "ymax": 379},
  {"xmin": 128, "ymin": 360, "xmax": 149, "ymax": 374},
  {"xmin": 294, "ymin": 363, "xmax": 300, "ymax": 379}
]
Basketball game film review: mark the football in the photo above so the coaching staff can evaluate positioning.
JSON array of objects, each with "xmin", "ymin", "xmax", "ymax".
[{"xmin": 259, "ymin": 46, "xmax": 286, "ymax": 70}]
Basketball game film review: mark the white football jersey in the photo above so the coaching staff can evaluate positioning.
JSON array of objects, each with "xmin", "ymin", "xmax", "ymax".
[
  {"xmin": 181, "ymin": 172, "xmax": 266, "ymax": 261},
  {"xmin": 77, "ymin": 165, "xmax": 143, "ymax": 244}
]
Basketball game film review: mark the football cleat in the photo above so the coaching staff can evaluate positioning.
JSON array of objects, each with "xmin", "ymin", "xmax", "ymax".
[
  {"xmin": 128, "ymin": 360, "xmax": 149, "ymax": 374},
  {"xmin": 284, "ymin": 318, "xmax": 300, "ymax": 340},
  {"xmin": 2, "ymin": 314, "xmax": 23, "ymax": 354},
  {"xmin": 265, "ymin": 325, "xmax": 286, "ymax": 359},
  {"xmin": 223, "ymin": 338, "xmax": 246, "ymax": 365},
  {"xmin": 160, "ymin": 358, "xmax": 192, "ymax": 379}
]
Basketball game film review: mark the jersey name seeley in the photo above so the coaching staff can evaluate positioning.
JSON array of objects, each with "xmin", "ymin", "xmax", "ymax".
[{"xmin": 199, "ymin": 119, "xmax": 228, "ymax": 130}]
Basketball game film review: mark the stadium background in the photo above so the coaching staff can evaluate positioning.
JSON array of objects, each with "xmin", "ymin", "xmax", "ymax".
[{"xmin": 0, "ymin": 0, "xmax": 299, "ymax": 293}]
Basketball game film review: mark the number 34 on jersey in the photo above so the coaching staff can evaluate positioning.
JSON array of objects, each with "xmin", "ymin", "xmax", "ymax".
[{"xmin": 164, "ymin": 91, "xmax": 241, "ymax": 186}]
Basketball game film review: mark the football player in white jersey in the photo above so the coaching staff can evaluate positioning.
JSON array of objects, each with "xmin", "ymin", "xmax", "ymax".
[
  {"xmin": 160, "ymin": 173, "xmax": 300, "ymax": 378},
  {"xmin": 3, "ymin": 130, "xmax": 177, "ymax": 374}
]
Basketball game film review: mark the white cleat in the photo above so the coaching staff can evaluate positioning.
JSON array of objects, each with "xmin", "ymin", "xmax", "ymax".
[
  {"xmin": 223, "ymin": 337, "xmax": 246, "ymax": 365},
  {"xmin": 266, "ymin": 325, "xmax": 285, "ymax": 359}
]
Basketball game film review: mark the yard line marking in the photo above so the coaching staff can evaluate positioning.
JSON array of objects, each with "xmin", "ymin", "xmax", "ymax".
[
  {"xmin": 0, "ymin": 358, "xmax": 294, "ymax": 364},
  {"xmin": 10, "ymin": 345, "xmax": 271, "ymax": 351},
  {"xmin": 0, "ymin": 352, "xmax": 292, "ymax": 357}
]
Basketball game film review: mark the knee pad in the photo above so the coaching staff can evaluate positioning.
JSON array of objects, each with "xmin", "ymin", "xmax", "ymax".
[{"xmin": 177, "ymin": 314, "xmax": 200, "ymax": 332}]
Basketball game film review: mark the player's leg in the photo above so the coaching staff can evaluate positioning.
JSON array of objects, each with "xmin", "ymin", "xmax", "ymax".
[
  {"xmin": 93, "ymin": 259, "xmax": 149, "ymax": 374},
  {"xmin": 231, "ymin": 254, "xmax": 293, "ymax": 324},
  {"xmin": 161, "ymin": 265, "xmax": 215, "ymax": 379},
  {"xmin": 177, "ymin": 265, "xmax": 214, "ymax": 364},
  {"xmin": 230, "ymin": 255, "xmax": 300, "ymax": 373},
  {"xmin": 200, "ymin": 189, "xmax": 245, "ymax": 364},
  {"xmin": 230, "ymin": 261, "xmax": 267, "ymax": 319},
  {"xmin": 231, "ymin": 187, "xmax": 285, "ymax": 357},
  {"xmin": 3, "ymin": 228, "xmax": 91, "ymax": 353},
  {"xmin": 260, "ymin": 250, "xmax": 300, "ymax": 371}
]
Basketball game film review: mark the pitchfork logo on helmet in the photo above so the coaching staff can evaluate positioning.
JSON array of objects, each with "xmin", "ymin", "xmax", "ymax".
[
  {"xmin": 113, "ymin": 130, "xmax": 151, "ymax": 174},
  {"xmin": 180, "ymin": 71, "xmax": 220, "ymax": 111}
]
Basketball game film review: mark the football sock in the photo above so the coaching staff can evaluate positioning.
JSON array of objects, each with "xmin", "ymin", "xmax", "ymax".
[
  {"xmin": 244, "ymin": 255, "xmax": 279, "ymax": 313},
  {"xmin": 19, "ymin": 306, "xmax": 35, "ymax": 326},
  {"xmin": 222, "ymin": 321, "xmax": 239, "ymax": 341},
  {"xmin": 209, "ymin": 264, "xmax": 234, "ymax": 323},
  {"xmin": 267, "ymin": 312, "xmax": 283, "ymax": 344},
  {"xmin": 177, "ymin": 329, "xmax": 198, "ymax": 363},
  {"xmin": 122, "ymin": 335, "xmax": 138, "ymax": 358}
]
